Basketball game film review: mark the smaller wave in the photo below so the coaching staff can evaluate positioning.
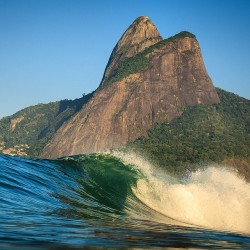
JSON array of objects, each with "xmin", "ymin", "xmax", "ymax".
[{"xmin": 114, "ymin": 151, "xmax": 250, "ymax": 235}]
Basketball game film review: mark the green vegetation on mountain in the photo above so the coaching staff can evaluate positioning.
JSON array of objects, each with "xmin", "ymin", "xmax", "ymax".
[
  {"xmin": 0, "ymin": 93, "xmax": 93, "ymax": 157},
  {"xmin": 105, "ymin": 53, "xmax": 152, "ymax": 84},
  {"xmin": 127, "ymin": 88, "xmax": 250, "ymax": 175},
  {"xmin": 105, "ymin": 31, "xmax": 196, "ymax": 84}
]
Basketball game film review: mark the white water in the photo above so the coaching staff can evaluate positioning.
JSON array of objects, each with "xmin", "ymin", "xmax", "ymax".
[{"xmin": 113, "ymin": 151, "xmax": 250, "ymax": 235}]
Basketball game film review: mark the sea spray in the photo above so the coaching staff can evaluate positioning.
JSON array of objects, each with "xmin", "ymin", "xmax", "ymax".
[
  {"xmin": 111, "ymin": 150, "xmax": 178, "ymax": 184},
  {"xmin": 112, "ymin": 151, "xmax": 250, "ymax": 234}
]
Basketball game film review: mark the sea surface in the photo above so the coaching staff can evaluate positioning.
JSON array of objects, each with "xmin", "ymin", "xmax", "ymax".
[{"xmin": 0, "ymin": 152, "xmax": 250, "ymax": 249}]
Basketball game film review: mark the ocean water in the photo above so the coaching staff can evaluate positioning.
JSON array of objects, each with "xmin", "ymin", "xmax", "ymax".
[{"xmin": 0, "ymin": 152, "xmax": 250, "ymax": 249}]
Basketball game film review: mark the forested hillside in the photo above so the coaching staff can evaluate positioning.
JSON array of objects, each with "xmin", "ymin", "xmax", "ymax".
[{"xmin": 128, "ymin": 88, "xmax": 250, "ymax": 176}]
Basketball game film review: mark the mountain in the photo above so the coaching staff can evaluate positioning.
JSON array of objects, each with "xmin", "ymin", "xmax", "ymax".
[
  {"xmin": 0, "ymin": 16, "xmax": 249, "ymax": 172},
  {"xmin": 42, "ymin": 16, "xmax": 219, "ymax": 158},
  {"xmin": 0, "ymin": 93, "xmax": 93, "ymax": 157}
]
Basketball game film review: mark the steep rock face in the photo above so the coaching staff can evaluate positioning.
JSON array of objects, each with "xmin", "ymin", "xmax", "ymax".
[
  {"xmin": 100, "ymin": 16, "xmax": 162, "ymax": 86},
  {"xmin": 42, "ymin": 24, "xmax": 220, "ymax": 158}
]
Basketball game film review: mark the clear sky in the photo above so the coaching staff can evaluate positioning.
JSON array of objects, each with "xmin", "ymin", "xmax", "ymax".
[{"xmin": 0, "ymin": 0, "xmax": 249, "ymax": 118}]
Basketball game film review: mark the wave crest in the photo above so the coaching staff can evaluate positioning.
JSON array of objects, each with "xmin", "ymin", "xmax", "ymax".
[{"xmin": 114, "ymin": 151, "xmax": 250, "ymax": 234}]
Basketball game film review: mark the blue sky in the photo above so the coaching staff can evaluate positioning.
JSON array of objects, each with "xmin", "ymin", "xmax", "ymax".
[{"xmin": 0, "ymin": 0, "xmax": 249, "ymax": 118}]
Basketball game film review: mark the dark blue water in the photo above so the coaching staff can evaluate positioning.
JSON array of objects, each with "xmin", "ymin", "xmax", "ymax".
[{"xmin": 0, "ymin": 153, "xmax": 249, "ymax": 249}]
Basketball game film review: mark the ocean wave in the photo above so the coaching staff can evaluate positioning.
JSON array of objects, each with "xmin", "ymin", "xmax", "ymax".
[{"xmin": 0, "ymin": 153, "xmax": 249, "ymax": 248}]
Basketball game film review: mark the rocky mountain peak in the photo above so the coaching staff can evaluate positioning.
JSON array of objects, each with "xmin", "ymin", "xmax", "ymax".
[
  {"xmin": 116, "ymin": 16, "xmax": 161, "ymax": 48},
  {"xmin": 41, "ymin": 17, "xmax": 220, "ymax": 158},
  {"xmin": 100, "ymin": 16, "xmax": 162, "ymax": 86}
]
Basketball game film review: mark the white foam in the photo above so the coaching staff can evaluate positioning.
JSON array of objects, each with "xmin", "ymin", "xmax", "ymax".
[{"xmin": 114, "ymin": 151, "xmax": 250, "ymax": 235}]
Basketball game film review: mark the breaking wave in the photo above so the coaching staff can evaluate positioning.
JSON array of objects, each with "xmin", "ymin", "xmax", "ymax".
[{"xmin": 114, "ymin": 152, "xmax": 250, "ymax": 234}]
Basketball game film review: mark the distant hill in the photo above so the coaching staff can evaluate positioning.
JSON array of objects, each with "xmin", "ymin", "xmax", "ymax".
[{"xmin": 0, "ymin": 93, "xmax": 93, "ymax": 157}]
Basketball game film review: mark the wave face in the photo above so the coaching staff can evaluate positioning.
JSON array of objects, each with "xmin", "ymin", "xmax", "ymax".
[{"xmin": 0, "ymin": 153, "xmax": 250, "ymax": 249}]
